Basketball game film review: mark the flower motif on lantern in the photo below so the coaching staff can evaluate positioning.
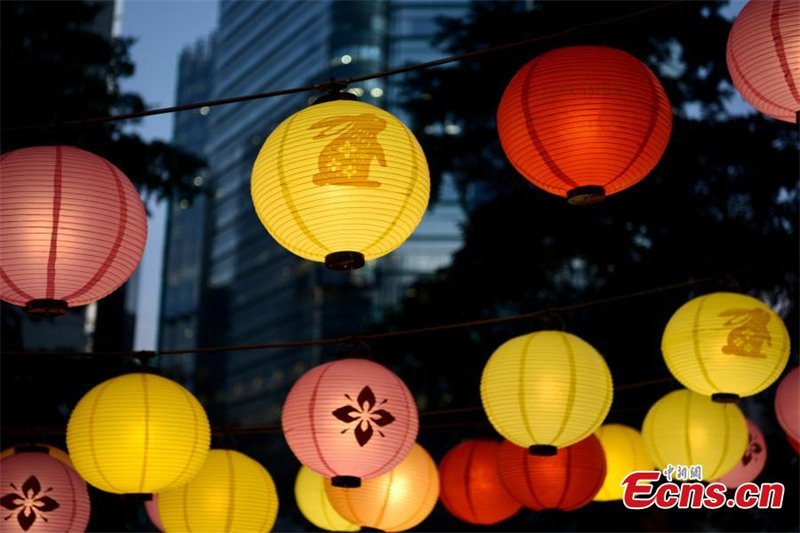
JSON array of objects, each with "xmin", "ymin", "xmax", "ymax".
[
  {"xmin": 332, "ymin": 386, "xmax": 396, "ymax": 447},
  {"xmin": 1, "ymin": 476, "xmax": 60, "ymax": 531}
]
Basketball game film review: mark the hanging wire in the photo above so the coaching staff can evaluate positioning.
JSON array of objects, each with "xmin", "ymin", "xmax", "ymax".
[
  {"xmin": 0, "ymin": 1, "xmax": 684, "ymax": 133},
  {"xmin": 3, "ymin": 253, "xmax": 794, "ymax": 358}
]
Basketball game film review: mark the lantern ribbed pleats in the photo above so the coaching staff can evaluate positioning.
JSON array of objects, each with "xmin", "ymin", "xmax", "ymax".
[
  {"xmin": 295, "ymin": 466, "xmax": 360, "ymax": 532},
  {"xmin": 66, "ymin": 373, "xmax": 210, "ymax": 494},
  {"xmin": 0, "ymin": 451, "xmax": 91, "ymax": 533},
  {"xmin": 593, "ymin": 424, "xmax": 653, "ymax": 502},
  {"xmin": 251, "ymin": 100, "xmax": 430, "ymax": 262},
  {"xmin": 775, "ymin": 367, "xmax": 799, "ymax": 441},
  {"xmin": 642, "ymin": 389, "xmax": 748, "ymax": 480},
  {"xmin": 661, "ymin": 292, "xmax": 790, "ymax": 397},
  {"xmin": 0, "ymin": 146, "xmax": 147, "ymax": 307},
  {"xmin": 726, "ymin": 0, "xmax": 800, "ymax": 123},
  {"xmin": 325, "ymin": 444, "xmax": 439, "ymax": 532},
  {"xmin": 282, "ymin": 358, "xmax": 418, "ymax": 481},
  {"xmin": 497, "ymin": 46, "xmax": 672, "ymax": 199},
  {"xmin": 480, "ymin": 330, "xmax": 613, "ymax": 449},
  {"xmin": 438, "ymin": 440, "xmax": 521, "ymax": 525},
  {"xmin": 498, "ymin": 436, "xmax": 606, "ymax": 511},
  {"xmin": 158, "ymin": 450, "xmax": 279, "ymax": 533}
]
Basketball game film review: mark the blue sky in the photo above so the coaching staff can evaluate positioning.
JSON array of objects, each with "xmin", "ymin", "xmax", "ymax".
[{"xmin": 119, "ymin": 0, "xmax": 217, "ymax": 349}]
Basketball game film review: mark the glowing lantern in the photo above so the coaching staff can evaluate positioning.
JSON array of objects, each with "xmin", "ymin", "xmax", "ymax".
[
  {"xmin": 282, "ymin": 358, "xmax": 418, "ymax": 487},
  {"xmin": 0, "ymin": 146, "xmax": 147, "ymax": 316},
  {"xmin": 251, "ymin": 96, "xmax": 430, "ymax": 270},
  {"xmin": 498, "ymin": 436, "xmax": 606, "ymax": 511},
  {"xmin": 325, "ymin": 443, "xmax": 438, "ymax": 532},
  {"xmin": 66, "ymin": 373, "xmax": 210, "ymax": 494},
  {"xmin": 715, "ymin": 419, "xmax": 767, "ymax": 489},
  {"xmin": 727, "ymin": 0, "xmax": 800, "ymax": 123},
  {"xmin": 0, "ymin": 444, "xmax": 72, "ymax": 467},
  {"xmin": 480, "ymin": 330, "xmax": 613, "ymax": 455},
  {"xmin": 497, "ymin": 46, "xmax": 672, "ymax": 205},
  {"xmin": 295, "ymin": 466, "xmax": 360, "ymax": 532},
  {"xmin": 662, "ymin": 292, "xmax": 790, "ymax": 402},
  {"xmin": 438, "ymin": 440, "xmax": 521, "ymax": 525},
  {"xmin": 158, "ymin": 450, "xmax": 278, "ymax": 533},
  {"xmin": 642, "ymin": 389, "xmax": 748, "ymax": 480},
  {"xmin": 593, "ymin": 424, "xmax": 653, "ymax": 502},
  {"xmin": 775, "ymin": 366, "xmax": 799, "ymax": 441},
  {"xmin": 0, "ymin": 451, "xmax": 90, "ymax": 532},
  {"xmin": 144, "ymin": 495, "xmax": 164, "ymax": 532}
]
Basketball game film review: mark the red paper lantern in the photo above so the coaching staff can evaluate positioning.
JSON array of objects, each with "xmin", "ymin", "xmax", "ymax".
[
  {"xmin": 727, "ymin": 0, "xmax": 800, "ymax": 123},
  {"xmin": 498, "ymin": 435, "xmax": 606, "ymax": 511},
  {"xmin": 775, "ymin": 366, "xmax": 799, "ymax": 442},
  {"xmin": 497, "ymin": 46, "xmax": 672, "ymax": 205},
  {"xmin": 715, "ymin": 419, "xmax": 767, "ymax": 489},
  {"xmin": 438, "ymin": 440, "xmax": 521, "ymax": 525},
  {"xmin": 0, "ymin": 450, "xmax": 91, "ymax": 532},
  {"xmin": 0, "ymin": 146, "xmax": 147, "ymax": 316},
  {"xmin": 282, "ymin": 358, "xmax": 419, "ymax": 487}
]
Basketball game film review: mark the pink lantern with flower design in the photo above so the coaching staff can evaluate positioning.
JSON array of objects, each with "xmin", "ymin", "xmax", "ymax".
[
  {"xmin": 775, "ymin": 367, "xmax": 799, "ymax": 442},
  {"xmin": 715, "ymin": 419, "xmax": 767, "ymax": 489},
  {"xmin": 282, "ymin": 358, "xmax": 419, "ymax": 487}
]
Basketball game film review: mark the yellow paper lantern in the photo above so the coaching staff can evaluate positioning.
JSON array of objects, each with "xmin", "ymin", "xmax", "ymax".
[
  {"xmin": 158, "ymin": 450, "xmax": 278, "ymax": 532},
  {"xmin": 251, "ymin": 96, "xmax": 430, "ymax": 271},
  {"xmin": 662, "ymin": 292, "xmax": 790, "ymax": 401},
  {"xmin": 324, "ymin": 443, "xmax": 439, "ymax": 532},
  {"xmin": 593, "ymin": 424, "xmax": 653, "ymax": 501},
  {"xmin": 66, "ymin": 373, "xmax": 210, "ymax": 494},
  {"xmin": 480, "ymin": 330, "xmax": 613, "ymax": 455},
  {"xmin": 642, "ymin": 389, "xmax": 748, "ymax": 480},
  {"xmin": 295, "ymin": 466, "xmax": 360, "ymax": 532}
]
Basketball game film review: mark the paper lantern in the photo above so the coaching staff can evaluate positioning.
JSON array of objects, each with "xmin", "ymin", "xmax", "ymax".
[
  {"xmin": 593, "ymin": 424, "xmax": 653, "ymax": 502},
  {"xmin": 662, "ymin": 292, "xmax": 791, "ymax": 402},
  {"xmin": 727, "ymin": 0, "xmax": 800, "ymax": 123},
  {"xmin": 480, "ymin": 330, "xmax": 613, "ymax": 455},
  {"xmin": 282, "ymin": 358, "xmax": 418, "ymax": 487},
  {"xmin": 1, "ymin": 444, "xmax": 72, "ymax": 468},
  {"xmin": 642, "ymin": 389, "xmax": 748, "ymax": 480},
  {"xmin": 0, "ymin": 451, "xmax": 90, "ymax": 532},
  {"xmin": 0, "ymin": 146, "xmax": 147, "ymax": 316},
  {"xmin": 498, "ymin": 435, "xmax": 606, "ymax": 511},
  {"xmin": 715, "ymin": 419, "xmax": 767, "ymax": 489},
  {"xmin": 158, "ymin": 450, "xmax": 278, "ymax": 533},
  {"xmin": 295, "ymin": 466, "xmax": 360, "ymax": 532},
  {"xmin": 251, "ymin": 96, "xmax": 430, "ymax": 270},
  {"xmin": 438, "ymin": 440, "xmax": 521, "ymax": 525},
  {"xmin": 144, "ymin": 495, "xmax": 163, "ymax": 532},
  {"xmin": 497, "ymin": 46, "xmax": 672, "ymax": 205},
  {"xmin": 66, "ymin": 373, "xmax": 210, "ymax": 494},
  {"xmin": 325, "ymin": 443, "xmax": 439, "ymax": 532},
  {"xmin": 775, "ymin": 366, "xmax": 799, "ymax": 441}
]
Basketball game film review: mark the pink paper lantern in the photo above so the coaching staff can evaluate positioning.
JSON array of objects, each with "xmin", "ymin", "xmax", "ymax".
[
  {"xmin": 775, "ymin": 367, "xmax": 799, "ymax": 441},
  {"xmin": 715, "ymin": 419, "xmax": 767, "ymax": 489},
  {"xmin": 282, "ymin": 358, "xmax": 419, "ymax": 487},
  {"xmin": 0, "ymin": 451, "xmax": 91, "ymax": 532},
  {"xmin": 0, "ymin": 146, "xmax": 147, "ymax": 316},
  {"xmin": 144, "ymin": 495, "xmax": 163, "ymax": 532},
  {"xmin": 727, "ymin": 0, "xmax": 800, "ymax": 123}
]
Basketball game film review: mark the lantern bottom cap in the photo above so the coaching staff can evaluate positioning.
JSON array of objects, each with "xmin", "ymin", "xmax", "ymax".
[
  {"xmin": 529, "ymin": 444, "xmax": 558, "ymax": 456},
  {"xmin": 567, "ymin": 186, "xmax": 606, "ymax": 206},
  {"xmin": 26, "ymin": 299, "xmax": 68, "ymax": 317},
  {"xmin": 331, "ymin": 475, "xmax": 362, "ymax": 488},
  {"xmin": 325, "ymin": 251, "xmax": 365, "ymax": 271},
  {"xmin": 711, "ymin": 392, "xmax": 740, "ymax": 403}
]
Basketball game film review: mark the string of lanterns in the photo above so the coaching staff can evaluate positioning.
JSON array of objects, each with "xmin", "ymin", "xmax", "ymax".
[{"xmin": 1, "ymin": 1, "xmax": 798, "ymax": 531}]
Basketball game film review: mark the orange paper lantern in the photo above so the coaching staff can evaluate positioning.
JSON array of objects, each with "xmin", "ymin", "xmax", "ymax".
[
  {"xmin": 727, "ymin": 0, "xmax": 800, "ymax": 123},
  {"xmin": 497, "ymin": 46, "xmax": 672, "ymax": 205},
  {"xmin": 282, "ymin": 358, "xmax": 418, "ymax": 487},
  {"xmin": 438, "ymin": 440, "xmax": 521, "ymax": 525},
  {"xmin": 0, "ymin": 146, "xmax": 147, "ymax": 316},
  {"xmin": 498, "ymin": 435, "xmax": 606, "ymax": 511}
]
